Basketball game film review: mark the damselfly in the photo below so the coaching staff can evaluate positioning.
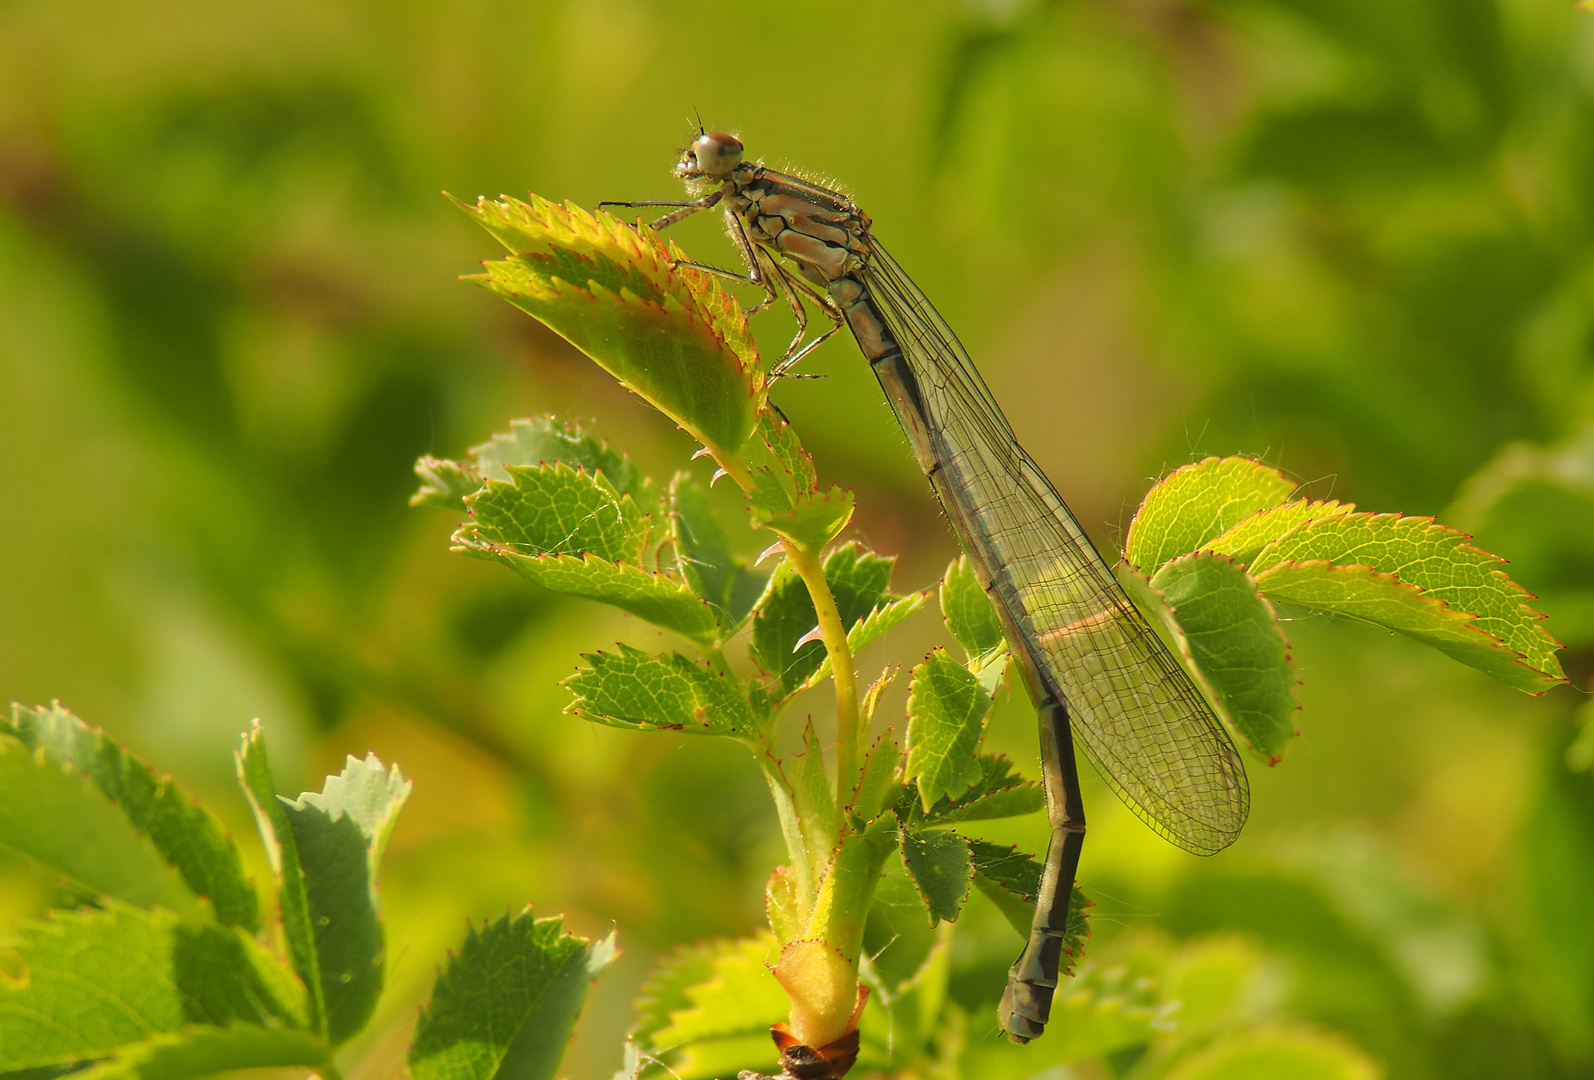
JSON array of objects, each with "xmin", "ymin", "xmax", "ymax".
[{"xmin": 608, "ymin": 132, "xmax": 1251, "ymax": 1044}]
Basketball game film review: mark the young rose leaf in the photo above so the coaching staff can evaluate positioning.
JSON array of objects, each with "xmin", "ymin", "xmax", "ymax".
[
  {"xmin": 452, "ymin": 543, "xmax": 719, "ymax": 647},
  {"xmin": 670, "ymin": 472, "xmax": 765, "ymax": 631},
  {"xmin": 0, "ymin": 903, "xmax": 309, "ymax": 1072},
  {"xmin": 412, "ymin": 456, "xmax": 485, "ymax": 510},
  {"xmin": 3, "ymin": 704, "xmax": 258, "ymax": 930},
  {"xmin": 73, "ymin": 1025, "xmax": 328, "ymax": 1080},
  {"xmin": 940, "ymin": 555, "xmax": 1004, "ymax": 657},
  {"xmin": 1205, "ymin": 498, "xmax": 1354, "ymax": 567},
  {"xmin": 236, "ymin": 728, "xmax": 410, "ymax": 1045},
  {"xmin": 751, "ymin": 486, "xmax": 856, "ymax": 556},
  {"xmin": 968, "ymin": 840, "xmax": 1090, "ymax": 963},
  {"xmin": 1256, "ymin": 562, "xmax": 1560, "ymax": 693},
  {"xmin": 464, "ymin": 463, "xmax": 647, "ymax": 565},
  {"xmin": 474, "ymin": 415, "xmax": 648, "ymax": 500},
  {"xmin": 905, "ymin": 650, "xmax": 993, "ymax": 811},
  {"xmin": 1125, "ymin": 457, "xmax": 1296, "ymax": 573},
  {"xmin": 741, "ymin": 409, "xmax": 819, "ymax": 516},
  {"xmin": 789, "ymin": 721, "xmax": 837, "ymax": 870},
  {"xmin": 565, "ymin": 646, "xmax": 757, "ymax": 738},
  {"xmin": 1251, "ymin": 512, "xmax": 1564, "ymax": 689},
  {"xmin": 409, "ymin": 911, "xmax": 617, "ymax": 1080},
  {"xmin": 899, "ymin": 828, "xmax": 973, "ymax": 925},
  {"xmin": 806, "ymin": 812, "xmax": 902, "ymax": 973},
  {"xmin": 850, "ymin": 730, "xmax": 903, "ymax": 824},
  {"xmin": 861, "ymin": 865, "xmax": 942, "ymax": 1000},
  {"xmin": 751, "ymin": 545, "xmax": 896, "ymax": 697},
  {"xmin": 0, "ymin": 729, "xmax": 204, "ymax": 922},
  {"xmin": 903, "ymin": 754, "xmax": 1044, "ymax": 828},
  {"xmin": 1149, "ymin": 553, "xmax": 1300, "ymax": 761},
  {"xmin": 457, "ymin": 195, "xmax": 764, "ymax": 457}
]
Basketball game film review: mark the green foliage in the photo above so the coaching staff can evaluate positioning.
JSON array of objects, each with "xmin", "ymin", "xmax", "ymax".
[
  {"xmin": 1150, "ymin": 553, "xmax": 1299, "ymax": 761},
  {"xmin": 940, "ymin": 555, "xmax": 1004, "ymax": 657},
  {"xmin": 409, "ymin": 912, "xmax": 618, "ymax": 1080},
  {"xmin": 457, "ymin": 195, "xmax": 764, "ymax": 458},
  {"xmin": 904, "ymin": 649, "xmax": 992, "ymax": 810},
  {"xmin": 0, "ymin": 708, "xmax": 611, "ymax": 1080},
  {"xmin": 0, "ymin": 903, "xmax": 308, "ymax": 1070},
  {"xmin": 669, "ymin": 472, "xmax": 766, "ymax": 631},
  {"xmin": 2, "ymin": 704, "xmax": 259, "ymax": 929},
  {"xmin": 564, "ymin": 646, "xmax": 758, "ymax": 739}
]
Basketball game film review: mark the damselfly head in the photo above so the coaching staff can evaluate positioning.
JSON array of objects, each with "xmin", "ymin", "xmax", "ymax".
[{"xmin": 677, "ymin": 132, "xmax": 743, "ymax": 179}]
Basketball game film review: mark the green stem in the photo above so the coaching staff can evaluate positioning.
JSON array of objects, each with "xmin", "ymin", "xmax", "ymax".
[{"xmin": 711, "ymin": 447, "xmax": 862, "ymax": 842}]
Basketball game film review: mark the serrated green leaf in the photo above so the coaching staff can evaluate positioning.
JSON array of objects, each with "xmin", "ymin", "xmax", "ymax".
[
  {"xmin": 73, "ymin": 1025, "xmax": 328, "ymax": 1080},
  {"xmin": 850, "ymin": 731, "xmax": 902, "ymax": 823},
  {"xmin": 905, "ymin": 755, "xmax": 1043, "ymax": 828},
  {"xmin": 0, "ymin": 903, "xmax": 308, "ymax": 1072},
  {"xmin": 669, "ymin": 472, "xmax": 765, "ymax": 630},
  {"xmin": 454, "ymin": 544, "xmax": 719, "ymax": 646},
  {"xmin": 968, "ymin": 841, "xmax": 1091, "ymax": 965},
  {"xmin": 0, "ymin": 733, "xmax": 199, "ymax": 920},
  {"xmin": 474, "ymin": 415, "xmax": 648, "ymax": 501},
  {"xmin": 905, "ymin": 651, "xmax": 992, "ymax": 811},
  {"xmin": 459, "ymin": 195, "xmax": 763, "ymax": 457},
  {"xmin": 411, "ymin": 456, "xmax": 484, "ymax": 510},
  {"xmin": 1206, "ymin": 498, "xmax": 1354, "ymax": 567},
  {"xmin": 789, "ymin": 721, "xmax": 837, "ymax": 875},
  {"xmin": 860, "ymin": 866, "xmax": 940, "ymax": 1001},
  {"xmin": 940, "ymin": 555, "xmax": 1004, "ymax": 656},
  {"xmin": 899, "ymin": 829, "xmax": 972, "ymax": 925},
  {"xmin": 741, "ymin": 410, "xmax": 818, "ymax": 518},
  {"xmin": 1150, "ymin": 553, "xmax": 1299, "ymax": 760},
  {"xmin": 236, "ymin": 727, "xmax": 410, "ymax": 1045},
  {"xmin": 4, "ymin": 704, "xmax": 258, "ymax": 930},
  {"xmin": 1250, "ymin": 512, "xmax": 1564, "ymax": 686},
  {"xmin": 410, "ymin": 911, "xmax": 617, "ymax": 1080},
  {"xmin": 750, "ymin": 486, "xmax": 855, "ymax": 555},
  {"xmin": 1255, "ymin": 561, "xmax": 1558, "ymax": 693},
  {"xmin": 751, "ymin": 545, "xmax": 896, "ymax": 697},
  {"xmin": 1125, "ymin": 457, "xmax": 1296, "ymax": 573},
  {"xmin": 464, "ymin": 463, "xmax": 647, "ymax": 564},
  {"xmin": 640, "ymin": 934, "xmax": 786, "ymax": 1076},
  {"xmin": 564, "ymin": 646, "xmax": 757, "ymax": 738},
  {"xmin": 1164, "ymin": 1028, "xmax": 1379, "ymax": 1080}
]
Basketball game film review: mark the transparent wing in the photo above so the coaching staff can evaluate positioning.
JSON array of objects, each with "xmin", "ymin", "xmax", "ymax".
[{"xmin": 863, "ymin": 243, "xmax": 1249, "ymax": 855}]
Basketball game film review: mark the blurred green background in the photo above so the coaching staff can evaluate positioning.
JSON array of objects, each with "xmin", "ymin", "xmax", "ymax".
[{"xmin": 3, "ymin": 0, "xmax": 1594, "ymax": 1076}]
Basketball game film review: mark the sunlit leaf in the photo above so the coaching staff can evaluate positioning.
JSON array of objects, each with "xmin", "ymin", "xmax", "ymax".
[
  {"xmin": 636, "ymin": 935, "xmax": 785, "ymax": 1080},
  {"xmin": 940, "ymin": 555, "xmax": 1004, "ymax": 656},
  {"xmin": 464, "ymin": 462, "xmax": 647, "ymax": 565},
  {"xmin": 789, "ymin": 720, "xmax": 837, "ymax": 873},
  {"xmin": 564, "ymin": 646, "xmax": 757, "ymax": 738},
  {"xmin": 860, "ymin": 866, "xmax": 940, "ymax": 1001},
  {"xmin": 903, "ymin": 754, "xmax": 1043, "ymax": 828},
  {"xmin": 805, "ymin": 591, "xmax": 929, "ymax": 689},
  {"xmin": 1256, "ymin": 561, "xmax": 1561, "ymax": 694},
  {"xmin": 0, "ymin": 903, "xmax": 308, "ymax": 1072},
  {"xmin": 409, "ymin": 911, "xmax": 617, "ymax": 1080},
  {"xmin": 1251, "ymin": 511, "xmax": 1563, "ymax": 687},
  {"xmin": 751, "ymin": 545, "xmax": 896, "ymax": 696},
  {"xmin": 236, "ymin": 727, "xmax": 410, "ymax": 1044},
  {"xmin": 1206, "ymin": 498, "xmax": 1354, "ymax": 567},
  {"xmin": 0, "ymin": 730, "xmax": 203, "ymax": 920},
  {"xmin": 905, "ymin": 650, "xmax": 992, "ymax": 811},
  {"xmin": 473, "ymin": 415, "xmax": 648, "ymax": 501},
  {"xmin": 1150, "ymin": 553, "xmax": 1299, "ymax": 760},
  {"xmin": 453, "ymin": 543, "xmax": 718, "ymax": 646},
  {"xmin": 457, "ymin": 195, "xmax": 763, "ymax": 457},
  {"xmin": 1125, "ymin": 457, "xmax": 1296, "ymax": 573},
  {"xmin": 850, "ymin": 731, "xmax": 902, "ymax": 824}
]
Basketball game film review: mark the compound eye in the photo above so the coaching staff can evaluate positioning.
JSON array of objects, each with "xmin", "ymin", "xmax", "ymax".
[{"xmin": 692, "ymin": 132, "xmax": 743, "ymax": 175}]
